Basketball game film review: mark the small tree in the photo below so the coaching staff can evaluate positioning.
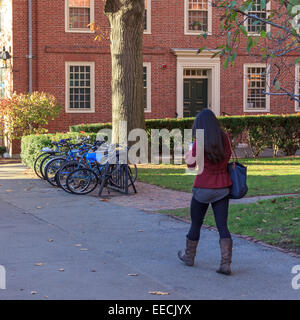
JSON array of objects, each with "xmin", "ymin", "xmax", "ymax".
[
  {"xmin": 199, "ymin": 0, "xmax": 300, "ymax": 103},
  {"xmin": 0, "ymin": 91, "xmax": 61, "ymax": 143}
]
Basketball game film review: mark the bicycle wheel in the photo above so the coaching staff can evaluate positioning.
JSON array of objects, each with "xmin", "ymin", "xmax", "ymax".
[
  {"xmin": 34, "ymin": 153, "xmax": 50, "ymax": 179},
  {"xmin": 66, "ymin": 168, "xmax": 99, "ymax": 195},
  {"xmin": 56, "ymin": 160, "xmax": 85, "ymax": 193},
  {"xmin": 40, "ymin": 154, "xmax": 57, "ymax": 179},
  {"xmin": 44, "ymin": 157, "xmax": 66, "ymax": 187}
]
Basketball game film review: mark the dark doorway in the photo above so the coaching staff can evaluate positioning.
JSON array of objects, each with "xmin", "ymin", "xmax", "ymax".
[{"xmin": 183, "ymin": 78, "xmax": 208, "ymax": 117}]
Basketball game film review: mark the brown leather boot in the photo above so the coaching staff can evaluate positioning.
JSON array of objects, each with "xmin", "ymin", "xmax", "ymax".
[
  {"xmin": 178, "ymin": 237, "xmax": 199, "ymax": 266},
  {"xmin": 216, "ymin": 238, "xmax": 232, "ymax": 275}
]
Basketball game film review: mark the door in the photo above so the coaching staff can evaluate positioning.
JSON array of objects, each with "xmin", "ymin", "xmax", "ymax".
[{"xmin": 183, "ymin": 78, "xmax": 208, "ymax": 117}]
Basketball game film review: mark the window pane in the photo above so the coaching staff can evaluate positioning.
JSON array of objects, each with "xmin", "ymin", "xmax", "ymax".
[
  {"xmin": 188, "ymin": 0, "xmax": 208, "ymax": 31},
  {"xmin": 68, "ymin": 64, "xmax": 92, "ymax": 109},
  {"xmin": 246, "ymin": 67, "xmax": 267, "ymax": 109},
  {"xmin": 247, "ymin": 0, "xmax": 267, "ymax": 34},
  {"xmin": 68, "ymin": 0, "xmax": 91, "ymax": 29}
]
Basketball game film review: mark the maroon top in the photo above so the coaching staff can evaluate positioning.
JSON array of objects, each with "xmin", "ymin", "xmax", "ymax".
[{"xmin": 188, "ymin": 132, "xmax": 232, "ymax": 189}]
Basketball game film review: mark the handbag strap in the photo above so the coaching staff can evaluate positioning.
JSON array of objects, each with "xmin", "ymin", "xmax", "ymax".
[{"xmin": 226, "ymin": 133, "xmax": 238, "ymax": 166}]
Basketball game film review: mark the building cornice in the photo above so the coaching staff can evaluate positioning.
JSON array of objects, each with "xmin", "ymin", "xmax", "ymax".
[{"xmin": 171, "ymin": 48, "xmax": 221, "ymax": 59}]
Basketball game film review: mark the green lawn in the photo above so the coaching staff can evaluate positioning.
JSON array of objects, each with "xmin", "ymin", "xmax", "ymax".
[
  {"xmin": 158, "ymin": 195, "xmax": 300, "ymax": 254},
  {"xmin": 137, "ymin": 156, "xmax": 300, "ymax": 197}
]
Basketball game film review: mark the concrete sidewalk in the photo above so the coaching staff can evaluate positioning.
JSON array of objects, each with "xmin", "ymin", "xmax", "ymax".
[{"xmin": 0, "ymin": 163, "xmax": 299, "ymax": 300}]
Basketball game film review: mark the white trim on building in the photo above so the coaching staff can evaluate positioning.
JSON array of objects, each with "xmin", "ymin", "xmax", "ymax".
[
  {"xmin": 243, "ymin": 63, "xmax": 270, "ymax": 113},
  {"xmin": 172, "ymin": 48, "xmax": 220, "ymax": 117},
  {"xmin": 65, "ymin": 61, "xmax": 95, "ymax": 113}
]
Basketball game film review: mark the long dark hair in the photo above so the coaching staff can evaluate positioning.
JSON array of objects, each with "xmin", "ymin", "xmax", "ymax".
[{"xmin": 192, "ymin": 108, "xmax": 225, "ymax": 164}]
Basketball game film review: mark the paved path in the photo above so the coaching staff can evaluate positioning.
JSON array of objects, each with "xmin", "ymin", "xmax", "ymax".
[
  {"xmin": 105, "ymin": 180, "xmax": 299, "ymax": 211},
  {"xmin": 0, "ymin": 163, "xmax": 299, "ymax": 300}
]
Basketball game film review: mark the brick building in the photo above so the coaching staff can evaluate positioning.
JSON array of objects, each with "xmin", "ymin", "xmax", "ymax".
[{"xmin": 0, "ymin": 0, "xmax": 299, "ymax": 155}]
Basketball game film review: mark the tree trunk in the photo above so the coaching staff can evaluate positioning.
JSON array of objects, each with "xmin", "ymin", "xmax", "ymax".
[{"xmin": 104, "ymin": 0, "xmax": 146, "ymax": 145}]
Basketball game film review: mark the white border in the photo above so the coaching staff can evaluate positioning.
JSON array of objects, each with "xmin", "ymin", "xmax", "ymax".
[
  {"xmin": 144, "ymin": 0, "xmax": 151, "ymax": 34},
  {"xmin": 65, "ymin": 61, "xmax": 95, "ymax": 113},
  {"xmin": 172, "ymin": 49, "xmax": 220, "ymax": 117},
  {"xmin": 295, "ymin": 64, "xmax": 300, "ymax": 111},
  {"xmin": 243, "ymin": 63, "xmax": 270, "ymax": 112},
  {"xmin": 143, "ymin": 62, "xmax": 151, "ymax": 113},
  {"xmin": 184, "ymin": 0, "xmax": 212, "ymax": 36},
  {"xmin": 65, "ymin": 0, "xmax": 95, "ymax": 33}
]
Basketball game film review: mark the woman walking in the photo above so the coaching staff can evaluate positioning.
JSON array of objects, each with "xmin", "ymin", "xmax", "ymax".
[{"xmin": 178, "ymin": 108, "xmax": 233, "ymax": 275}]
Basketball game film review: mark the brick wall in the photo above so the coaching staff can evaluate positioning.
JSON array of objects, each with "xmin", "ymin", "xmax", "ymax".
[{"xmin": 11, "ymin": 0, "xmax": 298, "ymax": 136}]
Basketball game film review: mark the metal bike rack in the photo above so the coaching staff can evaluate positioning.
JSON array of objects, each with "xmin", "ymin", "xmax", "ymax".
[{"xmin": 98, "ymin": 163, "xmax": 137, "ymax": 196}]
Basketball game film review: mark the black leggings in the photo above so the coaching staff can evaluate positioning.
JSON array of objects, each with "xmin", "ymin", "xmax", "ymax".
[{"xmin": 187, "ymin": 195, "xmax": 231, "ymax": 241}]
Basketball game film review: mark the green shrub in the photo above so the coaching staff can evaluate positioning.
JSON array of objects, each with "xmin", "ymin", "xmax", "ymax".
[
  {"xmin": 21, "ymin": 132, "xmax": 97, "ymax": 169},
  {"xmin": 0, "ymin": 145, "xmax": 6, "ymax": 156}
]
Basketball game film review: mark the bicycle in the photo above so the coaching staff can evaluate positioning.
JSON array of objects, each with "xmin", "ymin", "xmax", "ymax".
[{"xmin": 33, "ymin": 139, "xmax": 71, "ymax": 179}]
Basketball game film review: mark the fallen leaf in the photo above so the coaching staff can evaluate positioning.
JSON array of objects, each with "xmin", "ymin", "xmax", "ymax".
[
  {"xmin": 271, "ymin": 199, "xmax": 276, "ymax": 203},
  {"xmin": 128, "ymin": 273, "xmax": 138, "ymax": 276},
  {"xmin": 34, "ymin": 262, "xmax": 44, "ymax": 267},
  {"xmin": 36, "ymin": 206, "xmax": 42, "ymax": 209},
  {"xmin": 5, "ymin": 189, "xmax": 13, "ymax": 192},
  {"xmin": 44, "ymin": 296, "xmax": 49, "ymax": 299},
  {"xmin": 148, "ymin": 291, "xmax": 170, "ymax": 296},
  {"xmin": 101, "ymin": 199, "xmax": 109, "ymax": 202},
  {"xmin": 262, "ymin": 219, "xmax": 267, "ymax": 223},
  {"xmin": 138, "ymin": 229, "xmax": 144, "ymax": 232}
]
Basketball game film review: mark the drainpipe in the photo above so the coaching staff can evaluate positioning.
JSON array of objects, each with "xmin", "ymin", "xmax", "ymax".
[{"xmin": 28, "ymin": 0, "xmax": 32, "ymax": 93}]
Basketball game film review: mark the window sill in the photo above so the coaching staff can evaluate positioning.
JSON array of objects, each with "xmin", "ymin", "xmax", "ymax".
[
  {"xmin": 184, "ymin": 31, "xmax": 212, "ymax": 36},
  {"xmin": 65, "ymin": 29, "xmax": 95, "ymax": 34},
  {"xmin": 244, "ymin": 108, "xmax": 270, "ymax": 113},
  {"xmin": 65, "ymin": 109, "xmax": 95, "ymax": 113}
]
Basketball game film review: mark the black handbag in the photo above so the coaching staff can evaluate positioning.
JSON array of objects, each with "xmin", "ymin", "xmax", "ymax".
[{"xmin": 226, "ymin": 136, "xmax": 248, "ymax": 199}]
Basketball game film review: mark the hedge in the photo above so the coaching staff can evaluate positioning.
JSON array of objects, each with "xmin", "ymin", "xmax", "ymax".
[
  {"xmin": 21, "ymin": 115, "xmax": 300, "ymax": 168},
  {"xmin": 70, "ymin": 114, "xmax": 300, "ymax": 157},
  {"xmin": 21, "ymin": 132, "xmax": 97, "ymax": 169}
]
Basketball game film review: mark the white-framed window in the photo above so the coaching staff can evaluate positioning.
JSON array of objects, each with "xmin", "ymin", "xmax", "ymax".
[
  {"xmin": 246, "ymin": 0, "xmax": 271, "ymax": 35},
  {"xmin": 295, "ymin": 64, "xmax": 300, "ymax": 111},
  {"xmin": 65, "ymin": 0, "xmax": 94, "ymax": 33},
  {"xmin": 144, "ymin": 0, "xmax": 151, "ymax": 34},
  {"xmin": 184, "ymin": 0, "xmax": 212, "ymax": 35},
  {"xmin": 65, "ymin": 62, "xmax": 95, "ymax": 113},
  {"xmin": 243, "ymin": 64, "xmax": 270, "ymax": 112},
  {"xmin": 143, "ymin": 62, "xmax": 151, "ymax": 113}
]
